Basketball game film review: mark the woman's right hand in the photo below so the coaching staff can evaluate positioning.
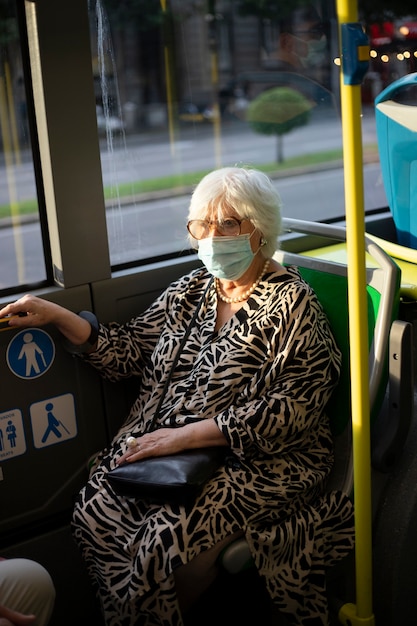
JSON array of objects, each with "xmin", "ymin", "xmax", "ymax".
[
  {"xmin": 0, "ymin": 295, "xmax": 92, "ymax": 347},
  {"xmin": 0, "ymin": 295, "xmax": 62, "ymax": 328}
]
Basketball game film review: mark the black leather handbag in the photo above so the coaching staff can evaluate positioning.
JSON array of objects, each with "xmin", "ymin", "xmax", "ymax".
[
  {"xmin": 107, "ymin": 447, "xmax": 226, "ymax": 503},
  {"xmin": 106, "ymin": 279, "xmax": 226, "ymax": 504}
]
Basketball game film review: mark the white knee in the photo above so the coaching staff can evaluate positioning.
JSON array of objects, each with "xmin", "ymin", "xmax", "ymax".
[{"xmin": 0, "ymin": 558, "xmax": 55, "ymax": 626}]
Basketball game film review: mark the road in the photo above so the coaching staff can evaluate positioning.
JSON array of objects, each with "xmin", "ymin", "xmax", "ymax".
[
  {"xmin": 0, "ymin": 105, "xmax": 378, "ymax": 204},
  {"xmin": 0, "ymin": 107, "xmax": 387, "ymax": 287},
  {"xmin": 0, "ymin": 161, "xmax": 386, "ymax": 287}
]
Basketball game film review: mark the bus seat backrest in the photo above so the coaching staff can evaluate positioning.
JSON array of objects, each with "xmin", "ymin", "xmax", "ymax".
[
  {"xmin": 220, "ymin": 219, "xmax": 401, "ymax": 576},
  {"xmin": 296, "ymin": 266, "xmax": 381, "ymax": 436},
  {"xmin": 278, "ymin": 217, "xmax": 401, "ymax": 450},
  {"xmin": 277, "ymin": 250, "xmax": 399, "ymax": 496}
]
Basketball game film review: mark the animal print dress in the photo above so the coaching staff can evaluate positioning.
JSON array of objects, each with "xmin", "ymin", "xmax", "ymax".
[{"xmin": 71, "ymin": 266, "xmax": 354, "ymax": 626}]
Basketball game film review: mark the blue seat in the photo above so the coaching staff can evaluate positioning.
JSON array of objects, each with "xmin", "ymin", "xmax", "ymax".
[{"xmin": 375, "ymin": 72, "xmax": 417, "ymax": 248}]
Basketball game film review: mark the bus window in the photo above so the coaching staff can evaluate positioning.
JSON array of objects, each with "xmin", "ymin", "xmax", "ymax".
[
  {"xmin": 0, "ymin": 1, "xmax": 416, "ymax": 294},
  {"xmin": 0, "ymin": 0, "xmax": 48, "ymax": 293},
  {"xmin": 88, "ymin": 0, "xmax": 388, "ymax": 270}
]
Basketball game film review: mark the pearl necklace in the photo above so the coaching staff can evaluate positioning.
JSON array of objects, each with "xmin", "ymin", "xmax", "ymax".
[{"xmin": 215, "ymin": 259, "xmax": 270, "ymax": 304}]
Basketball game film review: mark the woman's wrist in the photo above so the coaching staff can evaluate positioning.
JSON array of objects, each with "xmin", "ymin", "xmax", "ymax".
[{"xmin": 61, "ymin": 311, "xmax": 99, "ymax": 354}]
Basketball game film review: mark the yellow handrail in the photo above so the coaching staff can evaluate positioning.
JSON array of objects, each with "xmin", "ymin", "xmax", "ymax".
[{"xmin": 336, "ymin": 1, "xmax": 375, "ymax": 624}]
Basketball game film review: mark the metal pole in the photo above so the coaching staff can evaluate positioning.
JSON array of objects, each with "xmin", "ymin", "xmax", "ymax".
[{"xmin": 336, "ymin": 1, "xmax": 375, "ymax": 624}]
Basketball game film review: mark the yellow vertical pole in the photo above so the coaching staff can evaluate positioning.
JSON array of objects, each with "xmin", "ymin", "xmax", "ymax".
[
  {"xmin": 0, "ymin": 74, "xmax": 25, "ymax": 283},
  {"xmin": 160, "ymin": 0, "xmax": 176, "ymax": 156},
  {"xmin": 207, "ymin": 2, "xmax": 222, "ymax": 168},
  {"xmin": 5, "ymin": 62, "xmax": 21, "ymax": 165},
  {"xmin": 210, "ymin": 47, "xmax": 222, "ymax": 168},
  {"xmin": 336, "ymin": 0, "xmax": 375, "ymax": 624}
]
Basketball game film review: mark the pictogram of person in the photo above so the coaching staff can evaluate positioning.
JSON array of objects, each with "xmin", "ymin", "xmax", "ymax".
[
  {"xmin": 18, "ymin": 332, "xmax": 47, "ymax": 376},
  {"xmin": 6, "ymin": 421, "xmax": 17, "ymax": 448},
  {"xmin": 41, "ymin": 403, "xmax": 63, "ymax": 443}
]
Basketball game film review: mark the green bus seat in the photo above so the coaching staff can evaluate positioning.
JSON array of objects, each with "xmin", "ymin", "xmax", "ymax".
[{"xmin": 219, "ymin": 219, "xmax": 412, "ymax": 620}]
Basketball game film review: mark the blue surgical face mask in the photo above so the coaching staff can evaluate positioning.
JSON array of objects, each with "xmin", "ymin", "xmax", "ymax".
[{"xmin": 198, "ymin": 233, "xmax": 256, "ymax": 280}]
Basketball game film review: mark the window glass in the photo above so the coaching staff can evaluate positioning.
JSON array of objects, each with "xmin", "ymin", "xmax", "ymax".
[
  {"xmin": 0, "ymin": 0, "xmax": 46, "ymax": 292},
  {"xmin": 2, "ymin": 1, "xmax": 417, "ymax": 292},
  {"xmin": 89, "ymin": 0, "xmax": 395, "ymax": 268}
]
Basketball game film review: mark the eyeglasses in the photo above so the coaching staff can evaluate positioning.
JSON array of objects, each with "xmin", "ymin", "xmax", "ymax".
[{"xmin": 187, "ymin": 217, "xmax": 243, "ymax": 240}]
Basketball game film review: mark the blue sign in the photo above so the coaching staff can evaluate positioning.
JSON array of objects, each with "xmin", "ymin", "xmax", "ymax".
[{"xmin": 6, "ymin": 329, "xmax": 55, "ymax": 379}]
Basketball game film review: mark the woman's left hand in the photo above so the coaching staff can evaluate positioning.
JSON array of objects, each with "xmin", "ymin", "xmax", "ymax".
[
  {"xmin": 116, "ymin": 420, "xmax": 227, "ymax": 466},
  {"xmin": 117, "ymin": 428, "xmax": 186, "ymax": 465}
]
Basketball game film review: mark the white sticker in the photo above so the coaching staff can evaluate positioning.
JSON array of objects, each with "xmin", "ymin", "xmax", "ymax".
[
  {"xmin": 30, "ymin": 393, "xmax": 78, "ymax": 449},
  {"xmin": 0, "ymin": 409, "xmax": 26, "ymax": 460}
]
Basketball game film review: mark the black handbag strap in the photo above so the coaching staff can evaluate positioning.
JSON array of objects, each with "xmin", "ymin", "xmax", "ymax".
[{"xmin": 150, "ymin": 278, "xmax": 213, "ymax": 430}]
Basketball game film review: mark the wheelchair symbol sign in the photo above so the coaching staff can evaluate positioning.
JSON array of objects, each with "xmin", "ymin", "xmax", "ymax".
[{"xmin": 6, "ymin": 329, "xmax": 55, "ymax": 379}]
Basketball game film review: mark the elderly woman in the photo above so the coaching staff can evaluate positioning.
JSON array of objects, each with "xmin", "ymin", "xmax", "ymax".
[{"xmin": 0, "ymin": 167, "xmax": 354, "ymax": 626}]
